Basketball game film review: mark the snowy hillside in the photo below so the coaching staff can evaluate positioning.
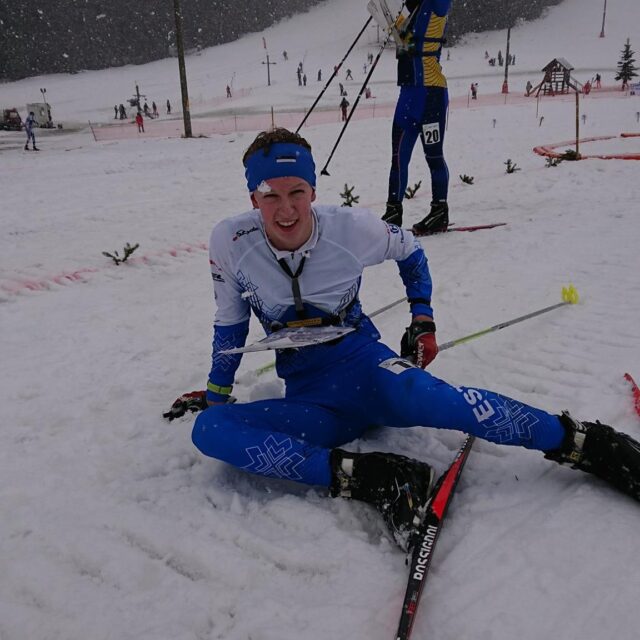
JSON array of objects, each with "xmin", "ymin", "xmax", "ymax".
[{"xmin": 1, "ymin": 1, "xmax": 640, "ymax": 639}]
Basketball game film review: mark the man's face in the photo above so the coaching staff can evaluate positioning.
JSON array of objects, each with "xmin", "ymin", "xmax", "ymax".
[{"xmin": 251, "ymin": 176, "xmax": 316, "ymax": 251}]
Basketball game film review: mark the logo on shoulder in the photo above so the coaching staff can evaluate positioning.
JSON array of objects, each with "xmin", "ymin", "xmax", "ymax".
[
  {"xmin": 232, "ymin": 226, "xmax": 260, "ymax": 242},
  {"xmin": 385, "ymin": 223, "xmax": 401, "ymax": 234}
]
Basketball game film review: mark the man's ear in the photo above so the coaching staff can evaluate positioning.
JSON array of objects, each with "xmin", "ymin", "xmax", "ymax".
[
  {"xmin": 250, "ymin": 192, "xmax": 259, "ymax": 209},
  {"xmin": 311, "ymin": 189, "xmax": 316, "ymax": 203}
]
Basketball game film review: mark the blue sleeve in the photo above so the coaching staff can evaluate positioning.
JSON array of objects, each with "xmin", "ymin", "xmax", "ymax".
[
  {"xmin": 206, "ymin": 320, "xmax": 250, "ymax": 402},
  {"xmin": 397, "ymin": 247, "xmax": 434, "ymax": 318},
  {"xmin": 430, "ymin": 0, "xmax": 452, "ymax": 17}
]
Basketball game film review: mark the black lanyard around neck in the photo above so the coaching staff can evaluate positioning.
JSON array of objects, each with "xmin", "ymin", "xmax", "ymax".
[{"xmin": 277, "ymin": 255, "xmax": 307, "ymax": 318}]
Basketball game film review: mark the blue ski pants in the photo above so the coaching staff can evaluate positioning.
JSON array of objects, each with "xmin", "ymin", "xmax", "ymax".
[
  {"xmin": 192, "ymin": 342, "xmax": 565, "ymax": 488},
  {"xmin": 388, "ymin": 86, "xmax": 449, "ymax": 204}
]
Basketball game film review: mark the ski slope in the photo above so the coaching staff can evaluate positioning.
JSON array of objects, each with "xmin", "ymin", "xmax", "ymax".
[{"xmin": 1, "ymin": 1, "xmax": 640, "ymax": 639}]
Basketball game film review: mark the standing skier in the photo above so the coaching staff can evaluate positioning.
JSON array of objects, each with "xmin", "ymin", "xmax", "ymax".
[
  {"xmin": 382, "ymin": 0, "xmax": 452, "ymax": 235},
  {"xmin": 24, "ymin": 111, "xmax": 38, "ymax": 151},
  {"xmin": 135, "ymin": 112, "xmax": 144, "ymax": 133},
  {"xmin": 187, "ymin": 127, "xmax": 640, "ymax": 550},
  {"xmin": 339, "ymin": 96, "xmax": 350, "ymax": 121}
]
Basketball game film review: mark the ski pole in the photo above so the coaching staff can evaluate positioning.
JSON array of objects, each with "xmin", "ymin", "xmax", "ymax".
[
  {"xmin": 320, "ymin": 33, "xmax": 390, "ymax": 176},
  {"xmin": 295, "ymin": 17, "xmax": 372, "ymax": 133},
  {"xmin": 438, "ymin": 285, "xmax": 579, "ymax": 352},
  {"xmin": 249, "ymin": 286, "xmax": 579, "ymax": 379}
]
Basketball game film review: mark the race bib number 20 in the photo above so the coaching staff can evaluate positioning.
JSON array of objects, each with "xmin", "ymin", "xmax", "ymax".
[{"xmin": 422, "ymin": 122, "xmax": 440, "ymax": 145}]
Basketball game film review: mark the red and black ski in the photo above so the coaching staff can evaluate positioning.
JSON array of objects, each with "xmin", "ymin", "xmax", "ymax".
[
  {"xmin": 412, "ymin": 222, "xmax": 507, "ymax": 237},
  {"xmin": 395, "ymin": 436, "xmax": 475, "ymax": 640}
]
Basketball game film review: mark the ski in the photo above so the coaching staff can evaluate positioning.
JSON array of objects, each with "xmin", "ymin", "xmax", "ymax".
[
  {"xmin": 412, "ymin": 222, "xmax": 507, "ymax": 237},
  {"xmin": 395, "ymin": 436, "xmax": 475, "ymax": 640}
]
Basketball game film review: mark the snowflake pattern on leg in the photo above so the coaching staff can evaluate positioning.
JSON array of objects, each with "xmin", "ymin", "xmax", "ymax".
[{"xmin": 243, "ymin": 435, "xmax": 305, "ymax": 480}]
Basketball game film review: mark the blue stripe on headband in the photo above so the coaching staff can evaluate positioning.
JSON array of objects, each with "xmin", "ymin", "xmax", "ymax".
[{"xmin": 244, "ymin": 142, "xmax": 316, "ymax": 192}]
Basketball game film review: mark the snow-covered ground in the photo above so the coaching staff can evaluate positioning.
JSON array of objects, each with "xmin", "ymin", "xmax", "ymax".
[{"xmin": 1, "ymin": 1, "xmax": 640, "ymax": 639}]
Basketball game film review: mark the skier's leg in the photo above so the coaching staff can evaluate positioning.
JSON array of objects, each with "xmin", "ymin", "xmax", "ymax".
[
  {"xmin": 419, "ymin": 88, "xmax": 449, "ymax": 203},
  {"xmin": 192, "ymin": 398, "xmax": 369, "ymax": 486},
  {"xmin": 193, "ymin": 372, "xmax": 437, "ymax": 543},
  {"xmin": 384, "ymin": 88, "xmax": 421, "ymax": 224},
  {"xmin": 370, "ymin": 356, "xmax": 565, "ymax": 450},
  {"xmin": 365, "ymin": 351, "xmax": 640, "ymax": 500}
]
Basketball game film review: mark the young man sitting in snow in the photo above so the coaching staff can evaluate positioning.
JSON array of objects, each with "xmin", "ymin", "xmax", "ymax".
[{"xmin": 177, "ymin": 127, "xmax": 639, "ymax": 550}]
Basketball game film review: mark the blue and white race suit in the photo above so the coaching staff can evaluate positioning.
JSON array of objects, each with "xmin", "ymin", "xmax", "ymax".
[{"xmin": 192, "ymin": 206, "xmax": 564, "ymax": 487}]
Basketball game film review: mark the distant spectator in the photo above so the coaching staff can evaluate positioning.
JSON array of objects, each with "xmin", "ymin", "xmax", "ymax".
[
  {"xmin": 303, "ymin": 74, "xmax": 307, "ymax": 86},
  {"xmin": 317, "ymin": 69, "xmax": 322, "ymax": 82},
  {"xmin": 339, "ymin": 96, "xmax": 349, "ymax": 121},
  {"xmin": 484, "ymin": 50, "xmax": 489, "ymax": 59},
  {"xmin": 143, "ymin": 102, "xmax": 150, "ymax": 116},
  {"xmin": 152, "ymin": 101, "xmax": 158, "ymax": 117},
  {"xmin": 119, "ymin": 104, "xmax": 127, "ymax": 120},
  {"xmin": 346, "ymin": 68, "xmax": 353, "ymax": 80},
  {"xmin": 166, "ymin": 99, "xmax": 171, "ymax": 114},
  {"xmin": 297, "ymin": 68, "xmax": 302, "ymax": 86},
  {"xmin": 114, "ymin": 105, "xmax": 118, "ymax": 119},
  {"xmin": 283, "ymin": 50, "xmax": 288, "ymax": 61},
  {"xmin": 226, "ymin": 85, "xmax": 232, "ymax": 98},
  {"xmin": 135, "ymin": 112, "xmax": 144, "ymax": 133},
  {"xmin": 339, "ymin": 82, "xmax": 345, "ymax": 96},
  {"xmin": 470, "ymin": 82, "xmax": 477, "ymax": 99},
  {"xmin": 595, "ymin": 73, "xmax": 601, "ymax": 89},
  {"xmin": 525, "ymin": 80, "xmax": 533, "ymax": 96},
  {"xmin": 24, "ymin": 111, "xmax": 38, "ymax": 151}
]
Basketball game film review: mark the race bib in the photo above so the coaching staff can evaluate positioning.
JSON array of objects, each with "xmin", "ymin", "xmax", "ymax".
[{"xmin": 422, "ymin": 122, "xmax": 441, "ymax": 145}]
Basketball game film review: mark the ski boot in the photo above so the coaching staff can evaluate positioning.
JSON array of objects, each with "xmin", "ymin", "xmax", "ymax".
[
  {"xmin": 544, "ymin": 411, "xmax": 640, "ymax": 501},
  {"xmin": 330, "ymin": 448, "xmax": 435, "ymax": 550},
  {"xmin": 412, "ymin": 200, "xmax": 449, "ymax": 236},
  {"xmin": 24, "ymin": 144, "xmax": 29, "ymax": 151},
  {"xmin": 382, "ymin": 201, "xmax": 403, "ymax": 227}
]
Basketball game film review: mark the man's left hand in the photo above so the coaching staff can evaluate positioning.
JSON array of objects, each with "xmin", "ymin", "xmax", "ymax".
[{"xmin": 400, "ymin": 319, "xmax": 438, "ymax": 368}]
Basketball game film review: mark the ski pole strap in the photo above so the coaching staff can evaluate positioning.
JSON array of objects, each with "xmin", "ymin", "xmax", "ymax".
[{"xmin": 207, "ymin": 382, "xmax": 233, "ymax": 396}]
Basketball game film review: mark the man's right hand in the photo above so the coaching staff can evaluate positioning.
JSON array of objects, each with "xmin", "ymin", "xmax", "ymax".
[{"xmin": 163, "ymin": 390, "xmax": 208, "ymax": 420}]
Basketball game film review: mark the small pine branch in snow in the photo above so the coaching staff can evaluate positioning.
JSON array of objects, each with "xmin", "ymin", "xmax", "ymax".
[
  {"xmin": 102, "ymin": 242, "xmax": 140, "ymax": 265},
  {"xmin": 340, "ymin": 184, "xmax": 360, "ymax": 207},
  {"xmin": 561, "ymin": 149, "xmax": 581, "ymax": 161},
  {"xmin": 404, "ymin": 181, "xmax": 422, "ymax": 199},
  {"xmin": 545, "ymin": 157, "xmax": 563, "ymax": 167},
  {"xmin": 459, "ymin": 174, "xmax": 474, "ymax": 184},
  {"xmin": 504, "ymin": 159, "xmax": 521, "ymax": 173}
]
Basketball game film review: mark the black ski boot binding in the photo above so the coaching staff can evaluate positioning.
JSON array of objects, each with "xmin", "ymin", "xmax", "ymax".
[
  {"xmin": 382, "ymin": 201, "xmax": 403, "ymax": 226},
  {"xmin": 412, "ymin": 200, "xmax": 449, "ymax": 236},
  {"xmin": 330, "ymin": 448, "xmax": 435, "ymax": 550},
  {"xmin": 545, "ymin": 411, "xmax": 640, "ymax": 501}
]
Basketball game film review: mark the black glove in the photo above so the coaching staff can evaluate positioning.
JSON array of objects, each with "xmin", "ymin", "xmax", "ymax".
[
  {"xmin": 400, "ymin": 320, "xmax": 438, "ymax": 368},
  {"xmin": 163, "ymin": 390, "xmax": 208, "ymax": 421}
]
